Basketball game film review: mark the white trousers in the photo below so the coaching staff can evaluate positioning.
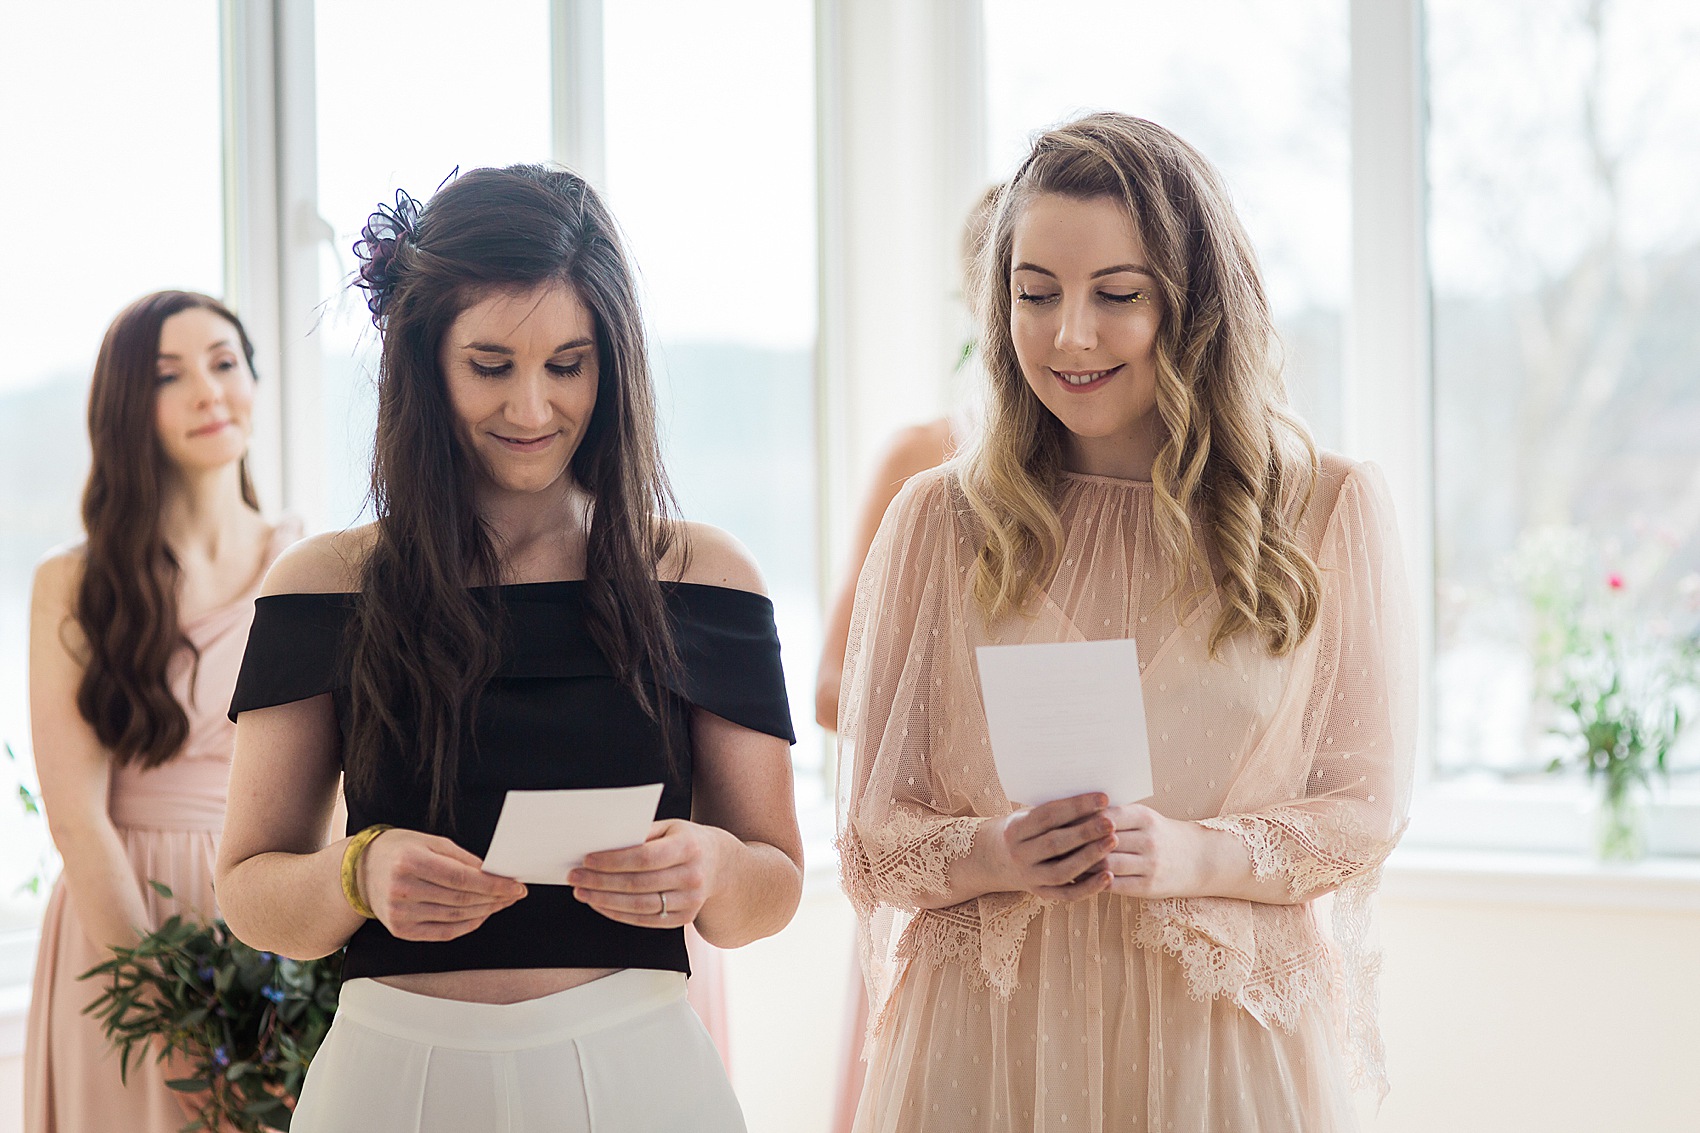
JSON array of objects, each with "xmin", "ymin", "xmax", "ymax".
[{"xmin": 292, "ymin": 969, "xmax": 746, "ymax": 1133}]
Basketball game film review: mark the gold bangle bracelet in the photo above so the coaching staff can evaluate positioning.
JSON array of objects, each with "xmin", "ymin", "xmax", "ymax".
[{"xmin": 340, "ymin": 824, "xmax": 395, "ymax": 920}]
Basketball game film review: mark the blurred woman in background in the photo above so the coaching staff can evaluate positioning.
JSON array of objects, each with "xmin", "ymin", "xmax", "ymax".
[
  {"xmin": 26, "ymin": 291, "xmax": 298, "ymax": 1133},
  {"xmin": 817, "ymin": 185, "xmax": 997, "ymax": 1133}
]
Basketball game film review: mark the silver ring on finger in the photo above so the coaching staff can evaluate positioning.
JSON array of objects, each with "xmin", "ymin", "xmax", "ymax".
[{"xmin": 658, "ymin": 890, "xmax": 668, "ymax": 918}]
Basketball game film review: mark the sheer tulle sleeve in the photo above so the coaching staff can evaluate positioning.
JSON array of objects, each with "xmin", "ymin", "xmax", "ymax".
[
  {"xmin": 836, "ymin": 471, "xmax": 1043, "ymax": 1034},
  {"xmin": 1202, "ymin": 463, "xmax": 1416, "ymax": 890},
  {"xmin": 1144, "ymin": 461, "xmax": 1417, "ymax": 1095}
]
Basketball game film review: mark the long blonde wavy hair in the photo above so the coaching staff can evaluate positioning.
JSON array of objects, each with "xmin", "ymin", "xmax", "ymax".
[{"xmin": 961, "ymin": 113, "xmax": 1322, "ymax": 656}]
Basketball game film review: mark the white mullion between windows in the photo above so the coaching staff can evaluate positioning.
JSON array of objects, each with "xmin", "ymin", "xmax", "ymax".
[
  {"xmin": 550, "ymin": 0, "xmax": 606, "ymax": 189},
  {"xmin": 814, "ymin": 0, "xmax": 984, "ymax": 788},
  {"xmin": 221, "ymin": 0, "xmax": 284, "ymax": 508},
  {"xmin": 813, "ymin": 0, "xmax": 847, "ymax": 611},
  {"xmin": 1346, "ymin": 0, "xmax": 1436, "ymax": 782},
  {"xmin": 224, "ymin": 0, "xmax": 325, "ymax": 528},
  {"xmin": 274, "ymin": 1, "xmax": 326, "ymax": 529},
  {"xmin": 814, "ymin": 0, "xmax": 986, "ymax": 586}
]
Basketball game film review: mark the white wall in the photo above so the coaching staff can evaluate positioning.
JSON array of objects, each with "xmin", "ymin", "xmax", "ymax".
[{"xmin": 1364, "ymin": 858, "xmax": 1700, "ymax": 1133}]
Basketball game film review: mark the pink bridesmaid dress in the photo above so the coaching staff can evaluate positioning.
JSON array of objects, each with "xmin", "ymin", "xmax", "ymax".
[
  {"xmin": 24, "ymin": 519, "xmax": 300, "ymax": 1133},
  {"xmin": 684, "ymin": 926, "xmax": 731, "ymax": 1071}
]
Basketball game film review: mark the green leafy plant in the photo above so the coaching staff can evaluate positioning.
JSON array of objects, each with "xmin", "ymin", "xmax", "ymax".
[
  {"xmin": 1553, "ymin": 626, "xmax": 1698, "ymax": 858},
  {"xmin": 80, "ymin": 882, "xmax": 342, "ymax": 1133},
  {"xmin": 1514, "ymin": 527, "xmax": 1700, "ymax": 858}
]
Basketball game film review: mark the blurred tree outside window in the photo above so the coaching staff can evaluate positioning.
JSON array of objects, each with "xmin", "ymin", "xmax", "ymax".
[{"xmin": 1429, "ymin": 0, "xmax": 1700, "ymax": 780}]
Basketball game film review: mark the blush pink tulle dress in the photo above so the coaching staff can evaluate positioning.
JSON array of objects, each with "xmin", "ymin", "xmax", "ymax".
[{"xmin": 838, "ymin": 455, "xmax": 1416, "ymax": 1133}]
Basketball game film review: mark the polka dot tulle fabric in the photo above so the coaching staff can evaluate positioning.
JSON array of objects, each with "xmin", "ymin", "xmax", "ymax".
[{"xmin": 837, "ymin": 457, "xmax": 1416, "ymax": 1132}]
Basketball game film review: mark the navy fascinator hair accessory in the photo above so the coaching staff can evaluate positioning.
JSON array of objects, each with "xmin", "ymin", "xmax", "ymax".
[{"xmin": 353, "ymin": 187, "xmax": 424, "ymax": 324}]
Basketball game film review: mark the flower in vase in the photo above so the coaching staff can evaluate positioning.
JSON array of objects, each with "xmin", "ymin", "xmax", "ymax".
[{"xmin": 1515, "ymin": 526, "xmax": 1700, "ymax": 860}]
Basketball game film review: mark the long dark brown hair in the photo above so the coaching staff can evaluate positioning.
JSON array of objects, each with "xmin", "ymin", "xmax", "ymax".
[
  {"xmin": 346, "ymin": 164, "xmax": 683, "ymax": 831},
  {"xmin": 76, "ymin": 291, "xmax": 260, "ymax": 768}
]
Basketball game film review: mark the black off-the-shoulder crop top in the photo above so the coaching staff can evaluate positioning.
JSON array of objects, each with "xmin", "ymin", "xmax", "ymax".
[{"xmin": 227, "ymin": 581, "xmax": 794, "ymax": 982}]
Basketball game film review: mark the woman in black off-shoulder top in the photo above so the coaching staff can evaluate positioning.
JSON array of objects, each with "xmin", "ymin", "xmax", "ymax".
[{"xmin": 214, "ymin": 165, "xmax": 803, "ymax": 1133}]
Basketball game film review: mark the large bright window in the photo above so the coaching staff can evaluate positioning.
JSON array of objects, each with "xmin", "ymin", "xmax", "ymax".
[
  {"xmin": 1428, "ymin": 0, "xmax": 1700, "ymax": 780},
  {"xmin": 983, "ymin": 0, "xmax": 1350, "ymax": 447},
  {"xmin": 311, "ymin": 0, "xmax": 553, "ymax": 530},
  {"xmin": 0, "ymin": 1, "xmax": 226, "ymax": 965},
  {"xmin": 603, "ymin": 0, "xmax": 823, "ymax": 794}
]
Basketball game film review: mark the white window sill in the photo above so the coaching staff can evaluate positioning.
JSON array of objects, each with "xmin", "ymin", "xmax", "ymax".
[
  {"xmin": 1402, "ymin": 775, "xmax": 1700, "ymax": 857},
  {"xmin": 1382, "ymin": 846, "xmax": 1700, "ymax": 911}
]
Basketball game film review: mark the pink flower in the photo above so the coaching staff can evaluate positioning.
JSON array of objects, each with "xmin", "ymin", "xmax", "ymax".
[{"xmin": 1607, "ymin": 572, "xmax": 1625, "ymax": 590}]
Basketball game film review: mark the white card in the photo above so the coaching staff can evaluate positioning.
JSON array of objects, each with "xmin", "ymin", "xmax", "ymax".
[
  {"xmin": 479, "ymin": 784, "xmax": 665, "ymax": 884},
  {"xmin": 975, "ymin": 639, "xmax": 1153, "ymax": 807}
]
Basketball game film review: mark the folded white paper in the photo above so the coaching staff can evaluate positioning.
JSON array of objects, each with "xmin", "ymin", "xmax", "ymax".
[
  {"xmin": 975, "ymin": 639, "xmax": 1153, "ymax": 807},
  {"xmin": 480, "ymin": 783, "xmax": 665, "ymax": 884}
]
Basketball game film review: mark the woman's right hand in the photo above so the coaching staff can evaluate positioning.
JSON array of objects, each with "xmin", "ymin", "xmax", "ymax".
[
  {"xmin": 988, "ymin": 792, "xmax": 1116, "ymax": 902},
  {"xmin": 358, "ymin": 829, "xmax": 528, "ymax": 941}
]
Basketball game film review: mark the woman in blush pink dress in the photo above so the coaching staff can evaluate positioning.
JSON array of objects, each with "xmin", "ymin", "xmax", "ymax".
[
  {"xmin": 818, "ymin": 186, "xmax": 997, "ymax": 1132},
  {"xmin": 839, "ymin": 115, "xmax": 1417, "ymax": 1132},
  {"xmin": 25, "ymin": 291, "xmax": 299, "ymax": 1133}
]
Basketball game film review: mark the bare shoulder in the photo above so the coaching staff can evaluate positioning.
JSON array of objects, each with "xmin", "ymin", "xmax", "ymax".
[
  {"xmin": 260, "ymin": 525, "xmax": 376, "ymax": 596},
  {"xmin": 33, "ymin": 543, "xmax": 85, "ymax": 589},
  {"xmin": 269, "ymin": 511, "xmax": 308, "ymax": 545},
  {"xmin": 30, "ymin": 544, "xmax": 86, "ymax": 612},
  {"xmin": 876, "ymin": 417, "xmax": 956, "ymax": 487},
  {"xmin": 664, "ymin": 521, "xmax": 768, "ymax": 596}
]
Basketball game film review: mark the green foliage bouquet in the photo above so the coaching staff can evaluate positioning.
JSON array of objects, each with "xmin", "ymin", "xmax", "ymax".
[
  {"xmin": 80, "ymin": 882, "xmax": 342, "ymax": 1133},
  {"xmin": 1515, "ymin": 527, "xmax": 1700, "ymax": 859}
]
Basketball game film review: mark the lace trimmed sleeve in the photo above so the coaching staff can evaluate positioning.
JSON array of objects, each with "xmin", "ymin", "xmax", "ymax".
[
  {"xmin": 1201, "ymin": 464, "xmax": 1417, "ymax": 895},
  {"xmin": 836, "ymin": 470, "xmax": 1042, "ymax": 1033}
]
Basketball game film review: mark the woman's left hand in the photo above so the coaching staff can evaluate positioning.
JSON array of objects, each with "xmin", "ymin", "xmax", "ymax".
[
  {"xmin": 568, "ymin": 819, "xmax": 734, "ymax": 928},
  {"xmin": 1103, "ymin": 803, "xmax": 1212, "ymax": 900}
]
